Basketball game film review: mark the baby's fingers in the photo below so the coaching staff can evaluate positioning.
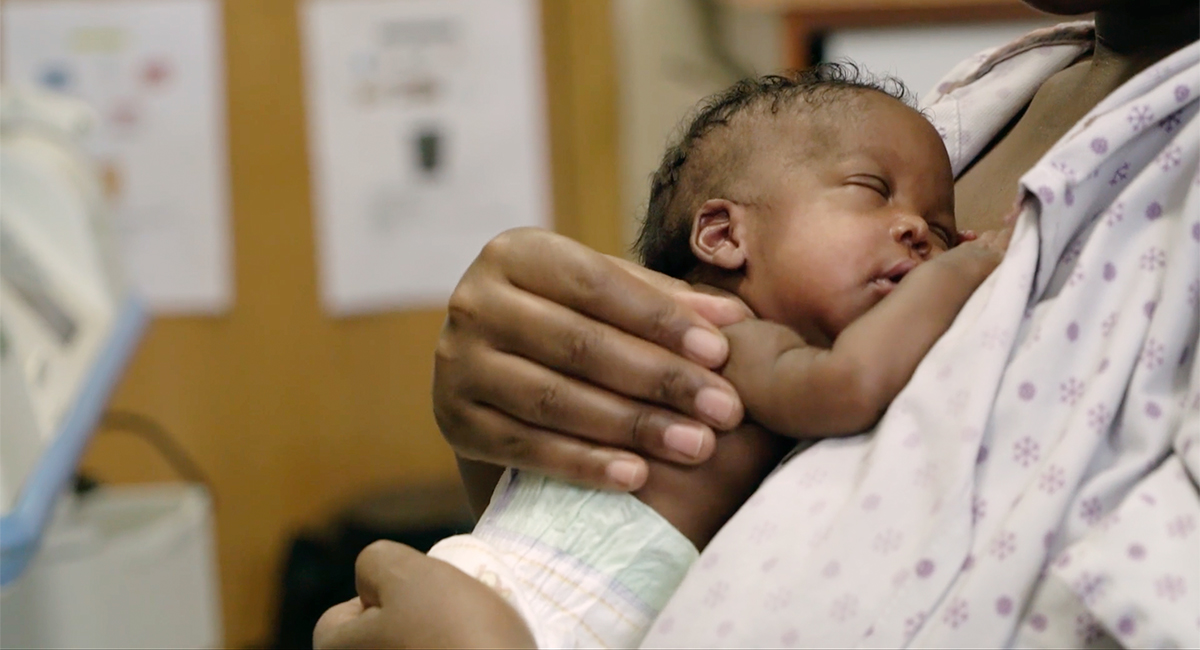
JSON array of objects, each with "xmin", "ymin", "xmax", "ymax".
[{"xmin": 973, "ymin": 227, "xmax": 1013, "ymax": 252}]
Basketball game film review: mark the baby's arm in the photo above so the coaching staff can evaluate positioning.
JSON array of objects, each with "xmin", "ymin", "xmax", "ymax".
[{"xmin": 722, "ymin": 230, "xmax": 1009, "ymax": 437}]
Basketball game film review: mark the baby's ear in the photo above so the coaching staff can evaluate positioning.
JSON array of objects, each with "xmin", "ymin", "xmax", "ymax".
[{"xmin": 691, "ymin": 198, "xmax": 748, "ymax": 271}]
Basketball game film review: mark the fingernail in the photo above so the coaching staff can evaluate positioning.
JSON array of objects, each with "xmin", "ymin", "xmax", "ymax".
[
  {"xmin": 663, "ymin": 423, "xmax": 708, "ymax": 459},
  {"xmin": 682, "ymin": 327, "xmax": 726, "ymax": 366},
  {"xmin": 606, "ymin": 459, "xmax": 645, "ymax": 490},
  {"xmin": 695, "ymin": 387, "xmax": 736, "ymax": 426}
]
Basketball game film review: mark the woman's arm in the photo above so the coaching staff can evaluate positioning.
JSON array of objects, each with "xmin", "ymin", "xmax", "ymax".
[{"xmin": 433, "ymin": 227, "xmax": 750, "ymax": 495}]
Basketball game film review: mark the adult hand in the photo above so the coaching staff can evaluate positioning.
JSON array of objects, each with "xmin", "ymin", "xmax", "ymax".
[
  {"xmin": 313, "ymin": 541, "xmax": 536, "ymax": 649},
  {"xmin": 433, "ymin": 227, "xmax": 750, "ymax": 492}
]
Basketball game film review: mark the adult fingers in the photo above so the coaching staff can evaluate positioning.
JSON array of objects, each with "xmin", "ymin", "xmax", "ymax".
[
  {"xmin": 473, "ymin": 287, "xmax": 743, "ymax": 432},
  {"xmin": 449, "ymin": 399, "xmax": 655, "ymax": 490},
  {"xmin": 461, "ymin": 348, "xmax": 720, "ymax": 466},
  {"xmin": 340, "ymin": 540, "xmax": 537, "ymax": 649},
  {"xmin": 483, "ymin": 230, "xmax": 734, "ymax": 368},
  {"xmin": 436, "ymin": 228, "xmax": 747, "ymax": 481}
]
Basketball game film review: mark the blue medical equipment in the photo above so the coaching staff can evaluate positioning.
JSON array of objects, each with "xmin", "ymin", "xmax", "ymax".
[{"xmin": 0, "ymin": 87, "xmax": 147, "ymax": 586}]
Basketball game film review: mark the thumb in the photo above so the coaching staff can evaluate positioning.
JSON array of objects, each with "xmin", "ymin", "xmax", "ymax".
[
  {"xmin": 354, "ymin": 540, "xmax": 413, "ymax": 608},
  {"xmin": 676, "ymin": 290, "xmax": 752, "ymax": 327}
]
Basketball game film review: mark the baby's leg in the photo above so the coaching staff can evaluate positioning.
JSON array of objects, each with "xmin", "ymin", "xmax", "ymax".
[{"xmin": 636, "ymin": 423, "xmax": 794, "ymax": 550}]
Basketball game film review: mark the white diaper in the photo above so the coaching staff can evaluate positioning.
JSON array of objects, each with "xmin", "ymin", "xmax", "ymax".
[{"xmin": 428, "ymin": 469, "xmax": 698, "ymax": 649}]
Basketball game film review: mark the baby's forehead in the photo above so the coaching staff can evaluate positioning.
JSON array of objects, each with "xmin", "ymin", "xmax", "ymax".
[
  {"xmin": 732, "ymin": 109, "xmax": 850, "ymax": 176},
  {"xmin": 742, "ymin": 91, "xmax": 928, "ymax": 163},
  {"xmin": 753, "ymin": 90, "xmax": 906, "ymax": 139}
]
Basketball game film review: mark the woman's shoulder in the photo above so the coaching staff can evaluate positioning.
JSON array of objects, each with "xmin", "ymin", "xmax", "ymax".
[
  {"xmin": 921, "ymin": 21, "xmax": 1095, "ymax": 105},
  {"xmin": 920, "ymin": 22, "xmax": 1097, "ymax": 176}
]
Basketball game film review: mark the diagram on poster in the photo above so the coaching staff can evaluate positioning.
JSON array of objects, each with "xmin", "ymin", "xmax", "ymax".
[
  {"xmin": 2, "ymin": 0, "xmax": 233, "ymax": 314},
  {"xmin": 301, "ymin": 0, "xmax": 550, "ymax": 315}
]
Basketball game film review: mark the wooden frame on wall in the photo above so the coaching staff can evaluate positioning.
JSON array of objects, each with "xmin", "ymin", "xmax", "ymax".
[{"xmin": 728, "ymin": 0, "xmax": 1045, "ymax": 69}]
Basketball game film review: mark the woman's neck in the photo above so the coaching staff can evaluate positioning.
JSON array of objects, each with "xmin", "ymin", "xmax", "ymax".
[{"xmin": 1093, "ymin": 3, "xmax": 1198, "ymax": 77}]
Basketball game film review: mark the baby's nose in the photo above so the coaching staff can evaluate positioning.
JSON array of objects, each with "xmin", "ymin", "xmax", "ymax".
[{"xmin": 891, "ymin": 214, "xmax": 931, "ymax": 251}]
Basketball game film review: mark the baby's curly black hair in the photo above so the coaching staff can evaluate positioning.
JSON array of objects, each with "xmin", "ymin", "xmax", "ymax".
[{"xmin": 633, "ymin": 62, "xmax": 914, "ymax": 279}]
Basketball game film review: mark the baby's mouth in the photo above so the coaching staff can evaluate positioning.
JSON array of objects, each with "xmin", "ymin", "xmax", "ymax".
[{"xmin": 873, "ymin": 259, "xmax": 917, "ymax": 291}]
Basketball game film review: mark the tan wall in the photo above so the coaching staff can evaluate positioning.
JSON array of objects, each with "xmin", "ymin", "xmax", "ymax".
[
  {"xmin": 78, "ymin": 1, "xmax": 621, "ymax": 647},
  {"xmin": 612, "ymin": 0, "xmax": 782, "ymax": 250}
]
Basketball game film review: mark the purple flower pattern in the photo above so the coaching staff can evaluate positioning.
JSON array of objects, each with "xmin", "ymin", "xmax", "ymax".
[
  {"xmin": 972, "ymin": 496, "xmax": 987, "ymax": 524},
  {"xmin": 1103, "ymin": 202, "xmax": 1125, "ymax": 226},
  {"xmin": 1160, "ymin": 111, "xmax": 1183, "ymax": 133},
  {"xmin": 830, "ymin": 594, "xmax": 858, "ymax": 621},
  {"xmin": 1060, "ymin": 377, "xmax": 1085, "ymax": 405},
  {"xmin": 703, "ymin": 581, "xmax": 729, "ymax": 607},
  {"xmin": 1127, "ymin": 105, "xmax": 1155, "ymax": 130},
  {"xmin": 1100, "ymin": 312, "xmax": 1119, "ymax": 337},
  {"xmin": 1155, "ymin": 575, "xmax": 1186, "ymax": 602},
  {"xmin": 1076, "ymin": 613, "xmax": 1105, "ymax": 645},
  {"xmin": 1087, "ymin": 403, "xmax": 1113, "ymax": 432},
  {"xmin": 1072, "ymin": 572, "xmax": 1107, "ymax": 605},
  {"xmin": 982, "ymin": 327, "xmax": 1010, "ymax": 349},
  {"xmin": 1156, "ymin": 145, "xmax": 1182, "ymax": 170},
  {"xmin": 1139, "ymin": 247, "xmax": 1166, "ymax": 270},
  {"xmin": 749, "ymin": 521, "xmax": 778, "ymax": 543},
  {"xmin": 1013, "ymin": 436, "xmax": 1040, "ymax": 467},
  {"xmin": 1039, "ymin": 465, "xmax": 1066, "ymax": 494},
  {"xmin": 904, "ymin": 612, "xmax": 926, "ymax": 640},
  {"xmin": 1080, "ymin": 497, "xmax": 1105, "ymax": 526},
  {"xmin": 1141, "ymin": 338, "xmax": 1165, "ymax": 370},
  {"xmin": 1166, "ymin": 515, "xmax": 1195, "ymax": 538},
  {"xmin": 943, "ymin": 599, "xmax": 969, "ymax": 628},
  {"xmin": 764, "ymin": 587, "xmax": 793, "ymax": 612},
  {"xmin": 1110, "ymin": 162, "xmax": 1131, "ymax": 185},
  {"xmin": 990, "ymin": 531, "xmax": 1017, "ymax": 560},
  {"xmin": 1018, "ymin": 382, "xmax": 1037, "ymax": 400}
]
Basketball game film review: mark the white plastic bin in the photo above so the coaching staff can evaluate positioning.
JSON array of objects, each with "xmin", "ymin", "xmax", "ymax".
[{"xmin": 0, "ymin": 483, "xmax": 222, "ymax": 648}]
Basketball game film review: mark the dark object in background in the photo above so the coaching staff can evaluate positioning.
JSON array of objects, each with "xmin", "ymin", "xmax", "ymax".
[
  {"xmin": 267, "ymin": 483, "xmax": 475, "ymax": 650},
  {"xmin": 413, "ymin": 125, "xmax": 443, "ymax": 178}
]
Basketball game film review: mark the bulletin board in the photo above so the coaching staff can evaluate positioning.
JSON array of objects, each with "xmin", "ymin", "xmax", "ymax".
[{"xmin": 77, "ymin": 0, "xmax": 621, "ymax": 646}]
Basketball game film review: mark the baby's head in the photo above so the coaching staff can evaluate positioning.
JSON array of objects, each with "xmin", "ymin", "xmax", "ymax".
[{"xmin": 636, "ymin": 64, "xmax": 958, "ymax": 347}]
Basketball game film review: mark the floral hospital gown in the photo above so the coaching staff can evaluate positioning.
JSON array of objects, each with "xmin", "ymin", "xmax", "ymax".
[{"xmin": 644, "ymin": 23, "xmax": 1200, "ymax": 649}]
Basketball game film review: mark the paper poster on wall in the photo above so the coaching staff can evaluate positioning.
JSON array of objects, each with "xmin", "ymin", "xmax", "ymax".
[
  {"xmin": 2, "ymin": 0, "xmax": 233, "ymax": 314},
  {"xmin": 301, "ymin": 0, "xmax": 551, "ymax": 315}
]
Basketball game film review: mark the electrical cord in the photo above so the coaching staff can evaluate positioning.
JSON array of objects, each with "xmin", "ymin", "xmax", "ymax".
[{"xmin": 88, "ymin": 409, "xmax": 218, "ymax": 508}]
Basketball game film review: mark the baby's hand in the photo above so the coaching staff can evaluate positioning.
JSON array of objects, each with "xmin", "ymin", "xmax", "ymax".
[{"xmin": 940, "ymin": 227, "xmax": 1011, "ymax": 278}]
